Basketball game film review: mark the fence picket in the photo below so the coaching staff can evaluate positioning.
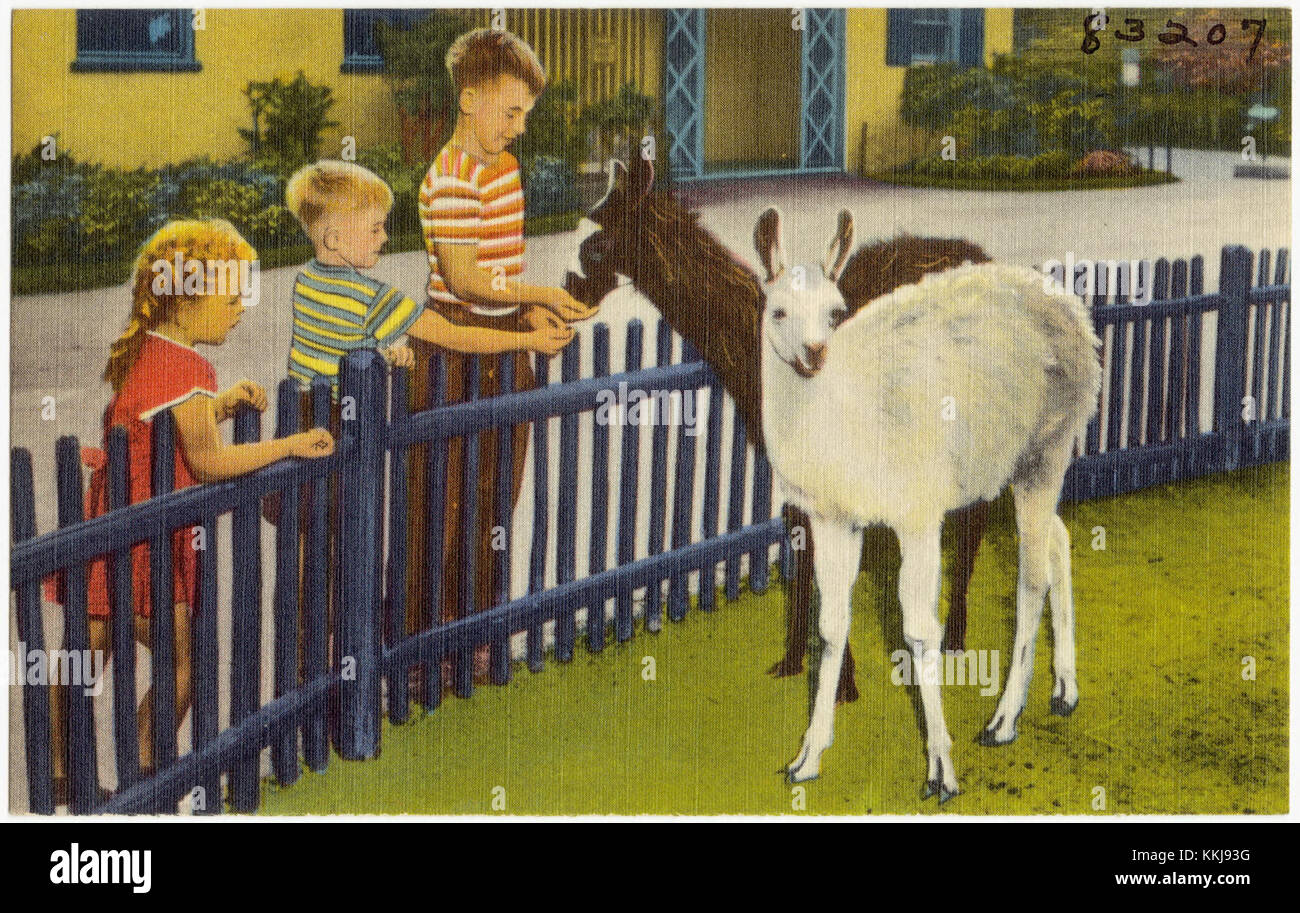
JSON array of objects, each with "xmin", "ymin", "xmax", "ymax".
[
  {"xmin": 423, "ymin": 355, "xmax": 448, "ymax": 704},
  {"xmin": 303, "ymin": 379, "xmax": 332, "ymax": 764},
  {"xmin": 527, "ymin": 353, "xmax": 549, "ymax": 672},
  {"xmin": 645, "ymin": 319, "xmax": 673, "ymax": 632},
  {"xmin": 147, "ymin": 415, "xmax": 181, "ymax": 812},
  {"xmin": 272, "ymin": 380, "xmax": 302, "ymax": 783},
  {"xmin": 556, "ymin": 342, "xmax": 581, "ymax": 659},
  {"xmin": 105, "ymin": 426, "xmax": 141, "ymax": 795},
  {"xmin": 1146, "ymin": 260, "xmax": 1170, "ymax": 446},
  {"xmin": 456, "ymin": 356, "xmax": 483, "ymax": 697},
  {"xmin": 230, "ymin": 406, "xmax": 262, "ymax": 811},
  {"xmin": 1215, "ymin": 246, "xmax": 1254, "ymax": 471},
  {"xmin": 338, "ymin": 351, "xmax": 386, "ymax": 755},
  {"xmin": 699, "ymin": 374, "xmax": 725, "ymax": 612},
  {"xmin": 615, "ymin": 322, "xmax": 644, "ymax": 641},
  {"xmin": 193, "ymin": 514, "xmax": 220, "ymax": 814},
  {"xmin": 668, "ymin": 341, "xmax": 701, "ymax": 622},
  {"xmin": 587, "ymin": 326, "xmax": 611, "ymax": 651},
  {"xmin": 11, "ymin": 449, "xmax": 53, "ymax": 814},
  {"xmin": 386, "ymin": 368, "xmax": 411, "ymax": 721},
  {"xmin": 491, "ymin": 355, "xmax": 517, "ymax": 681},
  {"xmin": 724, "ymin": 413, "xmax": 748, "ymax": 601}
]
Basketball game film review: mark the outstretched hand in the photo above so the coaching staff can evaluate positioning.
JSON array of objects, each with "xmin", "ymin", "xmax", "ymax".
[{"xmin": 544, "ymin": 286, "xmax": 598, "ymax": 322}]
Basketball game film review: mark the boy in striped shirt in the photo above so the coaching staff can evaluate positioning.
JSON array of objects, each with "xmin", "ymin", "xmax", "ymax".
[
  {"xmin": 283, "ymin": 159, "xmax": 570, "ymax": 397},
  {"xmin": 409, "ymin": 27, "xmax": 594, "ymax": 680}
]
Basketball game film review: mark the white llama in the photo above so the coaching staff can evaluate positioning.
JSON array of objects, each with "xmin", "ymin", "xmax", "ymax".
[{"xmin": 755, "ymin": 208, "xmax": 1101, "ymax": 799}]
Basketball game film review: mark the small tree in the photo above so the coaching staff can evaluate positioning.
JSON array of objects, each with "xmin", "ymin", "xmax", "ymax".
[
  {"xmin": 376, "ymin": 12, "xmax": 467, "ymax": 164},
  {"xmin": 239, "ymin": 72, "xmax": 338, "ymax": 171}
]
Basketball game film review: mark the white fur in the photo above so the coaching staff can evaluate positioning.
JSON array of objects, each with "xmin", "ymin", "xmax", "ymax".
[{"xmin": 759, "ymin": 211, "xmax": 1100, "ymax": 797}]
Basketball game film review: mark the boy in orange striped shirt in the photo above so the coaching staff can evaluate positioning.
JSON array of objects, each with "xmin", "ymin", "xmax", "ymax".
[{"xmin": 409, "ymin": 27, "xmax": 594, "ymax": 681}]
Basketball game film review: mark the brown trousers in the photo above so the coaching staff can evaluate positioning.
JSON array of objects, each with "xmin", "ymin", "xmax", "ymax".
[{"xmin": 404, "ymin": 319, "xmax": 535, "ymax": 635}]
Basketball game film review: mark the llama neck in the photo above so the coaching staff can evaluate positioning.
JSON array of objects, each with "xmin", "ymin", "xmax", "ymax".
[{"xmin": 629, "ymin": 221, "xmax": 765, "ymax": 446}]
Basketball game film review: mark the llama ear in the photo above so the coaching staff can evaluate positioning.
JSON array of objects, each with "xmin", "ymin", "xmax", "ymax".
[
  {"xmin": 822, "ymin": 209, "xmax": 855, "ymax": 283},
  {"xmin": 607, "ymin": 159, "xmax": 627, "ymax": 194},
  {"xmin": 754, "ymin": 207, "xmax": 787, "ymax": 284}
]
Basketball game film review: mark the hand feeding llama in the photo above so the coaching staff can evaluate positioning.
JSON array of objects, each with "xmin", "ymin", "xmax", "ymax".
[{"xmin": 754, "ymin": 207, "xmax": 1101, "ymax": 798}]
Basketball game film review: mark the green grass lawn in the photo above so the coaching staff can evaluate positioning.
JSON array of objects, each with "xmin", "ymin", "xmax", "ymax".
[{"xmin": 261, "ymin": 462, "xmax": 1288, "ymax": 816}]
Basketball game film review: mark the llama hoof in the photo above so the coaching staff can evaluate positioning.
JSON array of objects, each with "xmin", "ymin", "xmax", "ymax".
[
  {"xmin": 977, "ymin": 722, "xmax": 1017, "ymax": 747},
  {"xmin": 767, "ymin": 656, "xmax": 804, "ymax": 678},
  {"xmin": 941, "ymin": 636, "xmax": 965, "ymax": 654},
  {"xmin": 923, "ymin": 780, "xmax": 961, "ymax": 804},
  {"xmin": 1050, "ymin": 695, "xmax": 1078, "ymax": 716},
  {"xmin": 786, "ymin": 740, "xmax": 821, "ymax": 783},
  {"xmin": 786, "ymin": 761, "xmax": 820, "ymax": 784}
]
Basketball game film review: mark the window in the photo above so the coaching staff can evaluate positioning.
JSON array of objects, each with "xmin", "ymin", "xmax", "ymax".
[
  {"xmin": 342, "ymin": 9, "xmax": 430, "ymax": 72},
  {"xmin": 72, "ymin": 10, "xmax": 199, "ymax": 72},
  {"xmin": 886, "ymin": 9, "xmax": 984, "ymax": 68},
  {"xmin": 908, "ymin": 10, "xmax": 962, "ymax": 64}
]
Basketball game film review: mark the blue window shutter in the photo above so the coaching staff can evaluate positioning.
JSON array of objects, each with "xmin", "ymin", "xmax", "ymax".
[
  {"xmin": 886, "ymin": 9, "xmax": 912, "ymax": 67},
  {"xmin": 958, "ymin": 8, "xmax": 985, "ymax": 67}
]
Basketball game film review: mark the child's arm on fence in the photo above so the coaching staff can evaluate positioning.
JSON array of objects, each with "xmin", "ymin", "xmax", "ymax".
[
  {"xmin": 405, "ymin": 308, "xmax": 572, "ymax": 356},
  {"xmin": 171, "ymin": 394, "xmax": 334, "ymax": 483}
]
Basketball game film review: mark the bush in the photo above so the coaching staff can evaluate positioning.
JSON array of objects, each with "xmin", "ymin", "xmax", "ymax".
[
  {"xmin": 522, "ymin": 156, "xmax": 578, "ymax": 218},
  {"xmin": 354, "ymin": 143, "xmax": 427, "ymax": 236}
]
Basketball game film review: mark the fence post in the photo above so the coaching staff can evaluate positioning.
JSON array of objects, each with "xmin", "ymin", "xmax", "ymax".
[
  {"xmin": 337, "ymin": 350, "xmax": 387, "ymax": 760},
  {"xmin": 11, "ymin": 448, "xmax": 54, "ymax": 814},
  {"xmin": 1215, "ymin": 246, "xmax": 1254, "ymax": 472}
]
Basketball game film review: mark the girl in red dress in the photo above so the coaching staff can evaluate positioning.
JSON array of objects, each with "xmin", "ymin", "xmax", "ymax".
[{"xmin": 49, "ymin": 220, "xmax": 334, "ymax": 792}]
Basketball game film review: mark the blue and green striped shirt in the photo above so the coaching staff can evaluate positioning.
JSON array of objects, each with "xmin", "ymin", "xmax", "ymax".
[{"xmin": 287, "ymin": 259, "xmax": 423, "ymax": 394}]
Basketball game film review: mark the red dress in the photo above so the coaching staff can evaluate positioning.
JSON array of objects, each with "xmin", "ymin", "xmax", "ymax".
[{"xmin": 46, "ymin": 332, "xmax": 217, "ymax": 618}]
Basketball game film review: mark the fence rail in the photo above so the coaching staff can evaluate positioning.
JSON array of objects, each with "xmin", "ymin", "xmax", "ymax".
[{"xmin": 9, "ymin": 244, "xmax": 1289, "ymax": 814}]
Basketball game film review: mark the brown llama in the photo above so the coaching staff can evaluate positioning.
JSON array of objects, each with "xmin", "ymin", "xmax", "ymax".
[{"xmin": 563, "ymin": 154, "xmax": 992, "ymax": 702}]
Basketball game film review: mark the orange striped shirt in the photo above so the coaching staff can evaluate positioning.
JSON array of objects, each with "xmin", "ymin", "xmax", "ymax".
[{"xmin": 419, "ymin": 143, "xmax": 525, "ymax": 317}]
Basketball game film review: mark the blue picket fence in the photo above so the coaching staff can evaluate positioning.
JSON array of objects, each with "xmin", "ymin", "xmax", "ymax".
[
  {"xmin": 9, "ymin": 244, "xmax": 1288, "ymax": 814},
  {"xmin": 1063, "ymin": 244, "xmax": 1289, "ymax": 500}
]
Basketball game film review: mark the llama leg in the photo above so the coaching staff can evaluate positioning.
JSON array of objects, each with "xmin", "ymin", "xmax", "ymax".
[
  {"xmin": 786, "ymin": 518, "xmax": 859, "ymax": 783},
  {"xmin": 899, "ymin": 527, "xmax": 959, "ymax": 800},
  {"xmin": 769, "ymin": 505, "xmax": 812, "ymax": 677},
  {"xmin": 1046, "ymin": 514, "xmax": 1079, "ymax": 715},
  {"xmin": 943, "ymin": 499, "xmax": 990, "ymax": 653},
  {"xmin": 980, "ymin": 483, "xmax": 1055, "ymax": 746}
]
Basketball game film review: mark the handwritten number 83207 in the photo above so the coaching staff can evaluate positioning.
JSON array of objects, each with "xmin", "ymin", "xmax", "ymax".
[{"xmin": 1082, "ymin": 15, "xmax": 1266, "ymax": 60}]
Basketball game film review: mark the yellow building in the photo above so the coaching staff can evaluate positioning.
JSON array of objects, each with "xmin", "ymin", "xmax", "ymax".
[{"xmin": 11, "ymin": 8, "xmax": 1010, "ymax": 177}]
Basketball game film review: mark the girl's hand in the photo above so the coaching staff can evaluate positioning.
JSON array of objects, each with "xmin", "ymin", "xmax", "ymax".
[
  {"xmin": 216, "ymin": 380, "xmax": 267, "ymax": 421},
  {"xmin": 523, "ymin": 323, "xmax": 574, "ymax": 357},
  {"xmin": 543, "ymin": 286, "xmax": 598, "ymax": 323},
  {"xmin": 288, "ymin": 428, "xmax": 335, "ymax": 459},
  {"xmin": 382, "ymin": 344, "xmax": 415, "ymax": 369}
]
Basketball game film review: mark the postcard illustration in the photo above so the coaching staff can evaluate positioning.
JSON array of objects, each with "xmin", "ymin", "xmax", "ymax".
[{"xmin": 8, "ymin": 7, "xmax": 1290, "ymax": 816}]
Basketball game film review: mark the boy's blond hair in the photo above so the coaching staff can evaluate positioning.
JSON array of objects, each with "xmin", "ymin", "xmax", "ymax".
[
  {"xmin": 446, "ymin": 27, "xmax": 546, "ymax": 97},
  {"xmin": 285, "ymin": 160, "xmax": 394, "ymax": 235}
]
